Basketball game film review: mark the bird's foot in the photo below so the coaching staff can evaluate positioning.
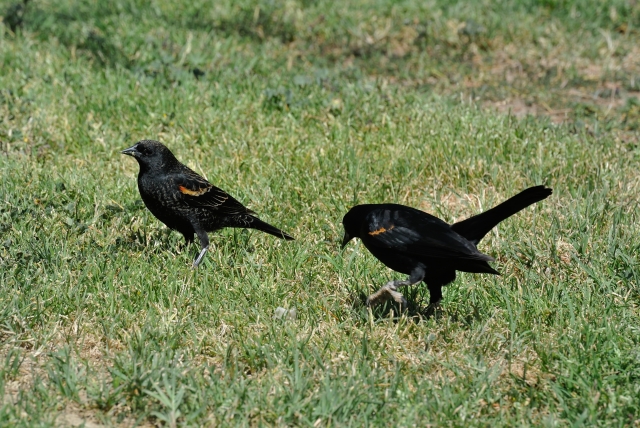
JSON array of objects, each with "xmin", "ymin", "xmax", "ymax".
[
  {"xmin": 365, "ymin": 282, "xmax": 408, "ymax": 311},
  {"xmin": 192, "ymin": 246, "xmax": 209, "ymax": 269},
  {"xmin": 424, "ymin": 300, "xmax": 442, "ymax": 319}
]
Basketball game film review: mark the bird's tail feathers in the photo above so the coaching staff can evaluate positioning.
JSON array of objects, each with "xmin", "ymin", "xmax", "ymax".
[
  {"xmin": 451, "ymin": 185, "xmax": 552, "ymax": 245},
  {"xmin": 250, "ymin": 217, "xmax": 294, "ymax": 240}
]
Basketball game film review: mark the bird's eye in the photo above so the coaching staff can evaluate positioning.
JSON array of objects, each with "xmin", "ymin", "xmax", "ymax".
[{"xmin": 138, "ymin": 145, "xmax": 150, "ymax": 155}]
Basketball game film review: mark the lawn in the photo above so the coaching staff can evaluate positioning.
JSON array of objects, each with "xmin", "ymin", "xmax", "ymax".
[{"xmin": 1, "ymin": 0, "xmax": 639, "ymax": 426}]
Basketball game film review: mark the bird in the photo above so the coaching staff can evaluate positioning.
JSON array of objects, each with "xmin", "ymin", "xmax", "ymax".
[
  {"xmin": 341, "ymin": 186, "xmax": 552, "ymax": 310},
  {"xmin": 121, "ymin": 140, "xmax": 293, "ymax": 267}
]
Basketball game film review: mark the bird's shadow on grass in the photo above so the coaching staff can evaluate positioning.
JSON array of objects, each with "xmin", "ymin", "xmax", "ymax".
[
  {"xmin": 348, "ymin": 287, "xmax": 484, "ymax": 325},
  {"xmin": 348, "ymin": 289, "xmax": 438, "ymax": 321},
  {"xmin": 107, "ymin": 228, "xmax": 188, "ymax": 258}
]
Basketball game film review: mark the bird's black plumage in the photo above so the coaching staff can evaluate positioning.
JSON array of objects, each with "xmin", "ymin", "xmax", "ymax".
[
  {"xmin": 341, "ymin": 186, "xmax": 552, "ymax": 308},
  {"xmin": 121, "ymin": 140, "xmax": 293, "ymax": 267}
]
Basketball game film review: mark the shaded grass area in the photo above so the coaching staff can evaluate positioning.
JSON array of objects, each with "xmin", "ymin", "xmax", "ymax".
[
  {"xmin": 1, "ymin": 0, "xmax": 640, "ymax": 426},
  {"xmin": 5, "ymin": 0, "xmax": 640, "ymax": 128}
]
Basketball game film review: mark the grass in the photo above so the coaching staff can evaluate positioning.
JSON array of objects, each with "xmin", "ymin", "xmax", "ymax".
[{"xmin": 1, "ymin": 0, "xmax": 639, "ymax": 426}]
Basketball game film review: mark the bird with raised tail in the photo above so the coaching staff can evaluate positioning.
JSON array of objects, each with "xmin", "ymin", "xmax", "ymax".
[{"xmin": 341, "ymin": 186, "xmax": 552, "ymax": 311}]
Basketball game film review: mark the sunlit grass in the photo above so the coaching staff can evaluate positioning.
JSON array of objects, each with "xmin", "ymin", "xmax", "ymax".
[{"xmin": 0, "ymin": 0, "xmax": 639, "ymax": 425}]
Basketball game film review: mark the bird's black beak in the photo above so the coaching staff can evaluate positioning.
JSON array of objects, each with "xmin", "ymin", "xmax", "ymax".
[
  {"xmin": 121, "ymin": 144, "xmax": 139, "ymax": 157},
  {"xmin": 341, "ymin": 232, "xmax": 351, "ymax": 249}
]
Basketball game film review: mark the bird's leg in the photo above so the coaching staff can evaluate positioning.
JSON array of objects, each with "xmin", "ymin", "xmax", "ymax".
[
  {"xmin": 425, "ymin": 283, "xmax": 443, "ymax": 317},
  {"xmin": 366, "ymin": 267, "xmax": 425, "ymax": 310},
  {"xmin": 193, "ymin": 247, "xmax": 208, "ymax": 268},
  {"xmin": 191, "ymin": 223, "xmax": 210, "ymax": 269},
  {"xmin": 427, "ymin": 284, "xmax": 443, "ymax": 306}
]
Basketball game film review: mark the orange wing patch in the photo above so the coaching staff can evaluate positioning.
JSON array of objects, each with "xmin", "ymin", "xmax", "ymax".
[
  {"xmin": 178, "ymin": 185, "xmax": 210, "ymax": 196},
  {"xmin": 369, "ymin": 225, "xmax": 394, "ymax": 236}
]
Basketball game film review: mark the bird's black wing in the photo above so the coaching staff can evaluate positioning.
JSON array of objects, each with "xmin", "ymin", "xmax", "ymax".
[
  {"xmin": 173, "ymin": 168, "xmax": 255, "ymax": 216},
  {"xmin": 361, "ymin": 206, "xmax": 493, "ymax": 261}
]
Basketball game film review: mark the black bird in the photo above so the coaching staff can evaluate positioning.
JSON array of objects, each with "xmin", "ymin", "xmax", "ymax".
[
  {"xmin": 341, "ymin": 186, "xmax": 552, "ymax": 309},
  {"xmin": 121, "ymin": 140, "xmax": 293, "ymax": 267}
]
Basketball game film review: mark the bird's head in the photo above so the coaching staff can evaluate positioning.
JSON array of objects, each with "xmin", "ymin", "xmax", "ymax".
[
  {"xmin": 341, "ymin": 205, "xmax": 371, "ymax": 249},
  {"xmin": 121, "ymin": 140, "xmax": 176, "ymax": 172}
]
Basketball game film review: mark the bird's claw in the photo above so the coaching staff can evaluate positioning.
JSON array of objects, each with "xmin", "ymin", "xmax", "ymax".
[
  {"xmin": 366, "ymin": 284, "xmax": 408, "ymax": 311},
  {"xmin": 424, "ymin": 301, "xmax": 442, "ymax": 318}
]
